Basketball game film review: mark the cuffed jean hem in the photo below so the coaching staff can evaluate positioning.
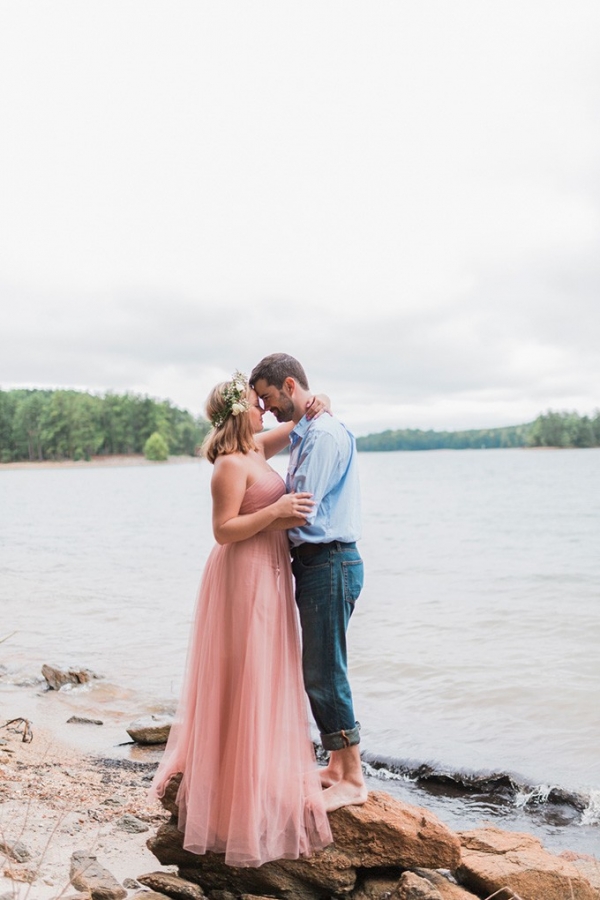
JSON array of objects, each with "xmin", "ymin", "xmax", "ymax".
[{"xmin": 320, "ymin": 722, "xmax": 361, "ymax": 751}]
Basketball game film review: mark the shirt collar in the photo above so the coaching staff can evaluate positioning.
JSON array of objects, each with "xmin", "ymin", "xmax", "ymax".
[{"xmin": 290, "ymin": 414, "xmax": 310, "ymax": 444}]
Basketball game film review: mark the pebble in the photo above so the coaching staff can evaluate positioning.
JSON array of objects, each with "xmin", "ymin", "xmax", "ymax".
[
  {"xmin": 67, "ymin": 715, "xmax": 104, "ymax": 725},
  {"xmin": 0, "ymin": 838, "xmax": 32, "ymax": 863},
  {"xmin": 101, "ymin": 794, "xmax": 128, "ymax": 807},
  {"xmin": 115, "ymin": 814, "xmax": 149, "ymax": 834}
]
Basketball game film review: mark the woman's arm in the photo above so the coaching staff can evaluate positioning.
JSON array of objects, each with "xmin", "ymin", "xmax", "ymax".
[
  {"xmin": 255, "ymin": 421, "xmax": 295, "ymax": 459},
  {"xmin": 256, "ymin": 394, "xmax": 332, "ymax": 460},
  {"xmin": 211, "ymin": 455, "xmax": 314, "ymax": 544}
]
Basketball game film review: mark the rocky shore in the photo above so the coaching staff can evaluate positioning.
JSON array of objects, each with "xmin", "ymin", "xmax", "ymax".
[
  {"xmin": 147, "ymin": 773, "xmax": 600, "ymax": 900},
  {"xmin": 1, "ymin": 666, "xmax": 599, "ymax": 899}
]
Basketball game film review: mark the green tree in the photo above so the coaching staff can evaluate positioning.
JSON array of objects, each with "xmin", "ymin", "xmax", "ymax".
[
  {"xmin": 144, "ymin": 431, "xmax": 169, "ymax": 461},
  {"xmin": 12, "ymin": 392, "xmax": 49, "ymax": 460}
]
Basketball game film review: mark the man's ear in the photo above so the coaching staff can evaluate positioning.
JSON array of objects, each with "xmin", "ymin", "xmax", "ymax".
[{"xmin": 283, "ymin": 377, "xmax": 296, "ymax": 396}]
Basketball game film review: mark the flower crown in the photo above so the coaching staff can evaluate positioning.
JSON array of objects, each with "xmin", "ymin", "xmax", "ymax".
[{"xmin": 210, "ymin": 371, "xmax": 251, "ymax": 429}]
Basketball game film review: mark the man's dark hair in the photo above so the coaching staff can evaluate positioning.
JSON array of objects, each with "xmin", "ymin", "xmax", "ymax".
[{"xmin": 250, "ymin": 353, "xmax": 310, "ymax": 390}]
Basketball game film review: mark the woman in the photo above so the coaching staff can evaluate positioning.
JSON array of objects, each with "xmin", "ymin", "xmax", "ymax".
[{"xmin": 150, "ymin": 371, "xmax": 333, "ymax": 867}]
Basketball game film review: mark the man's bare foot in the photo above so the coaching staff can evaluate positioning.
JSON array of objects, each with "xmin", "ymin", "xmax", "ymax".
[
  {"xmin": 319, "ymin": 764, "xmax": 341, "ymax": 788},
  {"xmin": 322, "ymin": 779, "xmax": 369, "ymax": 813}
]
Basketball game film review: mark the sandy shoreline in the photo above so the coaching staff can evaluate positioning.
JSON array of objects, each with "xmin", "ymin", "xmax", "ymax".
[
  {"xmin": 0, "ymin": 716, "xmax": 171, "ymax": 899},
  {"xmin": 0, "ymin": 454, "xmax": 200, "ymax": 472},
  {"xmin": 2, "ymin": 689, "xmax": 599, "ymax": 899}
]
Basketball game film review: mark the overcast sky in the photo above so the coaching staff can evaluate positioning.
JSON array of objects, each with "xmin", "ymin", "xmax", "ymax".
[{"xmin": 1, "ymin": 2, "xmax": 599, "ymax": 435}]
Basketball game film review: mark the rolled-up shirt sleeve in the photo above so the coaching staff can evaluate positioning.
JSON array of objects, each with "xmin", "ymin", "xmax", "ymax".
[{"xmin": 293, "ymin": 431, "xmax": 342, "ymax": 525}]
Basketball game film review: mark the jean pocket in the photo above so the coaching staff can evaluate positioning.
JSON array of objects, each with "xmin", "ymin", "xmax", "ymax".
[{"xmin": 342, "ymin": 559, "xmax": 364, "ymax": 605}]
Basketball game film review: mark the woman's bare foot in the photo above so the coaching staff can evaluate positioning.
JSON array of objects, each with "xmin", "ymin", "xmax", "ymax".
[{"xmin": 322, "ymin": 779, "xmax": 369, "ymax": 813}]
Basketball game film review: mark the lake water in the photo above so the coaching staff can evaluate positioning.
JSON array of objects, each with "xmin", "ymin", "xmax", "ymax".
[{"xmin": 1, "ymin": 449, "xmax": 599, "ymax": 857}]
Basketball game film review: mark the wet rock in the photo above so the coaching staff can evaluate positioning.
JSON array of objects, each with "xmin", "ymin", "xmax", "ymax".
[
  {"xmin": 0, "ymin": 838, "xmax": 32, "ymax": 863},
  {"xmin": 127, "ymin": 714, "xmax": 173, "ymax": 744},
  {"xmin": 70, "ymin": 850, "xmax": 127, "ymax": 899},
  {"xmin": 67, "ymin": 715, "xmax": 104, "ymax": 725},
  {"xmin": 458, "ymin": 827, "xmax": 598, "ymax": 900},
  {"xmin": 329, "ymin": 791, "xmax": 461, "ymax": 870},
  {"xmin": 115, "ymin": 813, "xmax": 149, "ymax": 833},
  {"xmin": 138, "ymin": 871, "xmax": 206, "ymax": 898},
  {"xmin": 42, "ymin": 663, "xmax": 97, "ymax": 690}
]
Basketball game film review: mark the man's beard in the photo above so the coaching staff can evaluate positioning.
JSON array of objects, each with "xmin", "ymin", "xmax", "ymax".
[{"xmin": 271, "ymin": 392, "xmax": 295, "ymax": 422}]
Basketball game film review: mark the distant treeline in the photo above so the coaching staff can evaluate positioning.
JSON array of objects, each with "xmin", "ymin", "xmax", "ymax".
[
  {"xmin": 0, "ymin": 389, "xmax": 211, "ymax": 462},
  {"xmin": 2, "ymin": 391, "xmax": 599, "ymax": 463},
  {"xmin": 356, "ymin": 410, "xmax": 600, "ymax": 452}
]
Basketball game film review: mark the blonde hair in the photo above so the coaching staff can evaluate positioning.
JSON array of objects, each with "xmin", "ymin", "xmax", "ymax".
[{"xmin": 201, "ymin": 382, "xmax": 258, "ymax": 464}]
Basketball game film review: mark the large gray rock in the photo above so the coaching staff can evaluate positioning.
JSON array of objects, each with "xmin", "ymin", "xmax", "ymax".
[
  {"xmin": 70, "ymin": 851, "xmax": 127, "ymax": 900},
  {"xmin": 127, "ymin": 714, "xmax": 173, "ymax": 744},
  {"xmin": 458, "ymin": 827, "xmax": 599, "ymax": 900}
]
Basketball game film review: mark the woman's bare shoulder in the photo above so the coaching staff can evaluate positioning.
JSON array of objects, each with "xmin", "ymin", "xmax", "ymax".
[
  {"xmin": 213, "ymin": 452, "xmax": 249, "ymax": 474},
  {"xmin": 211, "ymin": 453, "xmax": 250, "ymax": 496}
]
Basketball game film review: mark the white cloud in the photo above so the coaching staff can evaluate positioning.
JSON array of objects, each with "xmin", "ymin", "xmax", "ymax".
[{"xmin": 1, "ymin": 1, "xmax": 599, "ymax": 433}]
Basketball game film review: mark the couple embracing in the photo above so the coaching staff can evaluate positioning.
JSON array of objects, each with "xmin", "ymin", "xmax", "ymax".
[{"xmin": 151, "ymin": 353, "xmax": 367, "ymax": 868}]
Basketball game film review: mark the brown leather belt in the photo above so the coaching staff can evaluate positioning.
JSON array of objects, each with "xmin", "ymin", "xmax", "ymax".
[{"xmin": 291, "ymin": 540, "xmax": 356, "ymax": 559}]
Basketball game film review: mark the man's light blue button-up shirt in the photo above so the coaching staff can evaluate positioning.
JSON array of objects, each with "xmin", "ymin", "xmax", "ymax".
[{"xmin": 286, "ymin": 414, "xmax": 362, "ymax": 548}]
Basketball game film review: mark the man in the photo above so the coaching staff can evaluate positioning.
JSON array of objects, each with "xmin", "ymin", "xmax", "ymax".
[{"xmin": 250, "ymin": 352, "xmax": 367, "ymax": 812}]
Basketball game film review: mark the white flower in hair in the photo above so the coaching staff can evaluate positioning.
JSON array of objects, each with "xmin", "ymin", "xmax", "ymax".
[{"xmin": 210, "ymin": 370, "xmax": 251, "ymax": 429}]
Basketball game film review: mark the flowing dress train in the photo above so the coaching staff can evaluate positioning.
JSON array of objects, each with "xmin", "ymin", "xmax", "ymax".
[{"xmin": 150, "ymin": 470, "xmax": 332, "ymax": 867}]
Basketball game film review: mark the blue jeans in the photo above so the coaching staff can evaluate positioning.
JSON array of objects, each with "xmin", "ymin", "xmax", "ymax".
[{"xmin": 291, "ymin": 541, "xmax": 364, "ymax": 751}]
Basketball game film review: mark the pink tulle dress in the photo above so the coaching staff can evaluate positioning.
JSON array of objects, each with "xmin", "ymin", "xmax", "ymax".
[{"xmin": 150, "ymin": 469, "xmax": 332, "ymax": 867}]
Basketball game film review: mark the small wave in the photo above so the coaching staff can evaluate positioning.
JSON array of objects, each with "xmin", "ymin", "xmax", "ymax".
[
  {"xmin": 515, "ymin": 784, "xmax": 555, "ymax": 808},
  {"xmin": 581, "ymin": 789, "xmax": 600, "ymax": 826},
  {"xmin": 359, "ymin": 750, "xmax": 592, "ymax": 824},
  {"xmin": 362, "ymin": 760, "xmax": 415, "ymax": 783}
]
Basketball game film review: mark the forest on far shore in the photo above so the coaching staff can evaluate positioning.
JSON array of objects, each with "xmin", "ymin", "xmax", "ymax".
[
  {"xmin": 1, "ymin": 389, "xmax": 599, "ymax": 462},
  {"xmin": 0, "ymin": 389, "xmax": 210, "ymax": 462},
  {"xmin": 356, "ymin": 410, "xmax": 600, "ymax": 451}
]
